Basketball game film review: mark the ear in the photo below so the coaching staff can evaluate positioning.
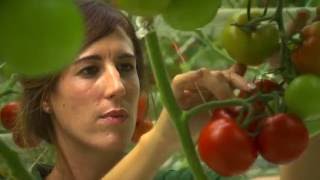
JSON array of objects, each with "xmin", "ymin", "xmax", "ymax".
[{"xmin": 42, "ymin": 100, "xmax": 51, "ymax": 114}]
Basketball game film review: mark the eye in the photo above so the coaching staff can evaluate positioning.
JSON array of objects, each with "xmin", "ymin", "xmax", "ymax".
[
  {"xmin": 78, "ymin": 65, "xmax": 100, "ymax": 78},
  {"xmin": 117, "ymin": 63, "xmax": 135, "ymax": 73}
]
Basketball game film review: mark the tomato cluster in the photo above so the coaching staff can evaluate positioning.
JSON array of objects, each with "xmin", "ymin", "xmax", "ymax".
[
  {"xmin": 0, "ymin": 101, "xmax": 39, "ymax": 148},
  {"xmin": 198, "ymin": 110, "xmax": 309, "ymax": 176},
  {"xmin": 285, "ymin": 19, "xmax": 320, "ymax": 129},
  {"xmin": 197, "ymin": 79, "xmax": 309, "ymax": 177}
]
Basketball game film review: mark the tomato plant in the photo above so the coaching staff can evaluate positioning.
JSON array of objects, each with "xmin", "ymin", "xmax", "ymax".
[
  {"xmin": 161, "ymin": 0, "xmax": 221, "ymax": 31},
  {"xmin": 221, "ymin": 10, "xmax": 280, "ymax": 65},
  {"xmin": 197, "ymin": 118, "xmax": 257, "ymax": 176},
  {"xmin": 212, "ymin": 107, "xmax": 264, "ymax": 134},
  {"xmin": 113, "ymin": 0, "xmax": 170, "ymax": 16},
  {"xmin": 256, "ymin": 113, "xmax": 309, "ymax": 164},
  {"xmin": 292, "ymin": 21, "xmax": 320, "ymax": 75},
  {"xmin": 239, "ymin": 79, "xmax": 282, "ymax": 112},
  {"xmin": 0, "ymin": 102, "xmax": 19, "ymax": 131},
  {"xmin": 0, "ymin": 0, "xmax": 84, "ymax": 76}
]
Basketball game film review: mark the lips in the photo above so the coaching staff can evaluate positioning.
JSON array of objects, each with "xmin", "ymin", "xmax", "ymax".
[{"xmin": 99, "ymin": 108, "xmax": 129, "ymax": 125}]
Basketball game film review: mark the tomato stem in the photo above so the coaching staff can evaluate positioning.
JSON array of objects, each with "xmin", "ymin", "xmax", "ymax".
[
  {"xmin": 184, "ymin": 99, "xmax": 248, "ymax": 122},
  {"xmin": 247, "ymin": 0, "xmax": 252, "ymax": 21},
  {"xmin": 274, "ymin": 0, "xmax": 298, "ymax": 82},
  {"xmin": 145, "ymin": 28, "xmax": 207, "ymax": 180}
]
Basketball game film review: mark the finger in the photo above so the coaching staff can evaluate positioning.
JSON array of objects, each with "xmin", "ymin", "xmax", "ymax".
[
  {"xmin": 222, "ymin": 71, "xmax": 254, "ymax": 91},
  {"xmin": 178, "ymin": 88, "xmax": 214, "ymax": 109},
  {"xmin": 227, "ymin": 63, "xmax": 247, "ymax": 76},
  {"xmin": 203, "ymin": 72, "xmax": 234, "ymax": 100},
  {"xmin": 172, "ymin": 68, "xmax": 207, "ymax": 94}
]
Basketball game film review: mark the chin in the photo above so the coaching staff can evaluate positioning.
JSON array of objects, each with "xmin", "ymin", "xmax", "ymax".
[{"xmin": 94, "ymin": 134, "xmax": 131, "ymax": 152}]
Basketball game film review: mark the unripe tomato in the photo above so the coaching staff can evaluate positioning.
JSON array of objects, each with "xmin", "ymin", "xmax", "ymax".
[
  {"xmin": 256, "ymin": 113, "xmax": 309, "ymax": 164},
  {"xmin": 112, "ymin": 0, "xmax": 170, "ymax": 17},
  {"xmin": 284, "ymin": 75, "xmax": 320, "ymax": 120},
  {"xmin": 162, "ymin": 0, "xmax": 221, "ymax": 31},
  {"xmin": 0, "ymin": 0, "xmax": 84, "ymax": 77},
  {"xmin": 0, "ymin": 102, "xmax": 20, "ymax": 131},
  {"xmin": 292, "ymin": 21, "xmax": 320, "ymax": 75},
  {"xmin": 198, "ymin": 118, "xmax": 258, "ymax": 176},
  {"xmin": 221, "ymin": 11, "xmax": 280, "ymax": 65}
]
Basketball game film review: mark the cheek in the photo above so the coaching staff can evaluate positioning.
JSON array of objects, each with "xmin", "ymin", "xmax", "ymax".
[
  {"xmin": 126, "ymin": 76, "xmax": 140, "ymax": 102},
  {"xmin": 51, "ymin": 79, "xmax": 100, "ymax": 121}
]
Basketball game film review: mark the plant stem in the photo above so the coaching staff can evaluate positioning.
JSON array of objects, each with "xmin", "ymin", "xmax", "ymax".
[
  {"xmin": 247, "ymin": 0, "xmax": 252, "ymax": 20},
  {"xmin": 145, "ymin": 30, "xmax": 207, "ymax": 180},
  {"xmin": 184, "ymin": 98, "xmax": 247, "ymax": 121},
  {"xmin": 0, "ymin": 139, "xmax": 34, "ymax": 180},
  {"xmin": 274, "ymin": 0, "xmax": 297, "ymax": 82}
]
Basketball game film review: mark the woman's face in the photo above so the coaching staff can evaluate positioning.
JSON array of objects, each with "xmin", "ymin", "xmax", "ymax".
[{"xmin": 49, "ymin": 28, "xmax": 140, "ymax": 152}]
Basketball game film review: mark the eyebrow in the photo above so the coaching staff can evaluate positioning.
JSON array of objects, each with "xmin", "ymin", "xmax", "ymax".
[
  {"xmin": 75, "ymin": 55, "xmax": 101, "ymax": 65},
  {"xmin": 117, "ymin": 52, "xmax": 136, "ymax": 60},
  {"xmin": 74, "ymin": 52, "xmax": 136, "ymax": 65}
]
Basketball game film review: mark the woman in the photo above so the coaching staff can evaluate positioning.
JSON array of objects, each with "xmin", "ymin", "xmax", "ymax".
[
  {"xmin": 17, "ymin": 1, "xmax": 319, "ymax": 180},
  {"xmin": 17, "ymin": 1, "xmax": 251, "ymax": 179}
]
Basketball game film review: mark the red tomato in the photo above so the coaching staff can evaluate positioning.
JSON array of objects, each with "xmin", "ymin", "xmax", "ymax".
[
  {"xmin": 198, "ymin": 118, "xmax": 258, "ymax": 176},
  {"xmin": 0, "ymin": 102, "xmax": 19, "ymax": 130},
  {"xmin": 256, "ymin": 113, "xmax": 309, "ymax": 164},
  {"xmin": 292, "ymin": 21, "xmax": 320, "ymax": 75},
  {"xmin": 132, "ymin": 119, "xmax": 153, "ymax": 143},
  {"xmin": 137, "ymin": 93, "xmax": 148, "ymax": 122}
]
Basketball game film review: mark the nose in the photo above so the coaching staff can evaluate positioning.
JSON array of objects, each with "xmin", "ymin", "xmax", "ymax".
[{"xmin": 103, "ymin": 64, "xmax": 126, "ymax": 99}]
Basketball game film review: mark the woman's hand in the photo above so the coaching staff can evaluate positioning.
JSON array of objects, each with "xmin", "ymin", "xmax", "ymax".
[{"xmin": 151, "ymin": 63, "xmax": 253, "ymax": 151}]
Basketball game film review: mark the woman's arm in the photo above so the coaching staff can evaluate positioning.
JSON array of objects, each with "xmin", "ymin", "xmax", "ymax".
[
  {"xmin": 279, "ymin": 134, "xmax": 320, "ymax": 180},
  {"xmin": 102, "ymin": 110, "xmax": 176, "ymax": 180}
]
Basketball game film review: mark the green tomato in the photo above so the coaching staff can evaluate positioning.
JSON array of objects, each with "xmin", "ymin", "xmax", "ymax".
[
  {"xmin": 114, "ymin": 0, "xmax": 171, "ymax": 17},
  {"xmin": 162, "ymin": 0, "xmax": 221, "ymax": 31},
  {"xmin": 0, "ymin": 0, "xmax": 84, "ymax": 77},
  {"xmin": 221, "ymin": 10, "xmax": 280, "ymax": 66},
  {"xmin": 285, "ymin": 75, "xmax": 320, "ymax": 135}
]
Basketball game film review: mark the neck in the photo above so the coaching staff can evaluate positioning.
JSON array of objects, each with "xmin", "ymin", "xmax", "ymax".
[{"xmin": 46, "ymin": 138, "xmax": 126, "ymax": 180}]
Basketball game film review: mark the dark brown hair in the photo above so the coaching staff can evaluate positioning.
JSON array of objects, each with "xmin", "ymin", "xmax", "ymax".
[{"xmin": 18, "ymin": 0, "xmax": 144, "ymax": 144}]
